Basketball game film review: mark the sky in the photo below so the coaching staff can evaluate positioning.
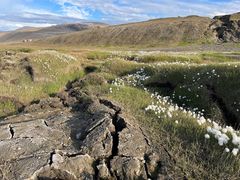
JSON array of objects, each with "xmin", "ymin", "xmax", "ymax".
[{"xmin": 0, "ymin": 0, "xmax": 240, "ymax": 31}]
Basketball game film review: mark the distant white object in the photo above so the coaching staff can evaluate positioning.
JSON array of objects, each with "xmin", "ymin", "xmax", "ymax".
[{"xmin": 22, "ymin": 39, "xmax": 33, "ymax": 43}]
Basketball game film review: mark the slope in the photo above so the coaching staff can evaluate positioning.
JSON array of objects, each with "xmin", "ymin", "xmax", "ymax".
[
  {"xmin": 47, "ymin": 16, "xmax": 214, "ymax": 47},
  {"xmin": 0, "ymin": 23, "xmax": 107, "ymax": 43}
]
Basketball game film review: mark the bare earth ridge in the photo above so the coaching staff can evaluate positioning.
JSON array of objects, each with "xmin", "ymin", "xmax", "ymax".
[{"xmin": 0, "ymin": 78, "xmax": 171, "ymax": 179}]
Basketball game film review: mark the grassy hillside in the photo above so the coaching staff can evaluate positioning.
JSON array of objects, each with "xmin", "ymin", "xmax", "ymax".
[
  {"xmin": 47, "ymin": 16, "xmax": 214, "ymax": 47},
  {"xmin": 0, "ymin": 23, "xmax": 107, "ymax": 43}
]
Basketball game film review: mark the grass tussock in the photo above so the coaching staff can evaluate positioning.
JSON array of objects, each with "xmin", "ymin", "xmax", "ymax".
[
  {"xmin": 86, "ymin": 51, "xmax": 112, "ymax": 60},
  {"xmin": 0, "ymin": 99, "xmax": 18, "ymax": 117},
  {"xmin": 0, "ymin": 49, "xmax": 85, "ymax": 107},
  {"xmin": 135, "ymin": 52, "xmax": 240, "ymax": 64}
]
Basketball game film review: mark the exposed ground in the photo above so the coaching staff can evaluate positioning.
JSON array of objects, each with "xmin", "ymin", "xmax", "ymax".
[
  {"xmin": 47, "ymin": 16, "xmax": 214, "ymax": 47},
  {"xmin": 44, "ymin": 12, "xmax": 240, "ymax": 48}
]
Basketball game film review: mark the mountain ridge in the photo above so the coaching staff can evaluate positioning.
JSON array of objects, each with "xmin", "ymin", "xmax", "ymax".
[
  {"xmin": 45, "ymin": 12, "xmax": 240, "ymax": 47},
  {"xmin": 0, "ymin": 22, "xmax": 107, "ymax": 43}
]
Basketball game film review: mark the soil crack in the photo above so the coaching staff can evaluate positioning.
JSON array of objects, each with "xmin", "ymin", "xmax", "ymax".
[
  {"xmin": 99, "ymin": 99, "xmax": 127, "ymax": 177},
  {"xmin": 206, "ymin": 84, "xmax": 239, "ymax": 128},
  {"xmin": 48, "ymin": 150, "xmax": 56, "ymax": 166},
  {"xmin": 8, "ymin": 124, "xmax": 14, "ymax": 139}
]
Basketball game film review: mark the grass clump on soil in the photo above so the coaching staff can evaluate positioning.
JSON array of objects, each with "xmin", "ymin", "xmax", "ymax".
[
  {"xmin": 82, "ymin": 69, "xmax": 240, "ymax": 179},
  {"xmin": 86, "ymin": 51, "xmax": 112, "ymax": 60},
  {"xmin": 138, "ymin": 54, "xmax": 201, "ymax": 63},
  {"xmin": 0, "ymin": 98, "xmax": 20, "ymax": 118},
  {"xmin": 133, "ymin": 52, "xmax": 240, "ymax": 64},
  {"xmin": 0, "ymin": 49, "xmax": 84, "ymax": 103},
  {"xmin": 144, "ymin": 63, "xmax": 240, "ymax": 126}
]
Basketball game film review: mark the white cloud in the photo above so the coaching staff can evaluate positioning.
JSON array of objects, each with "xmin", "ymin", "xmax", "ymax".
[
  {"xmin": 0, "ymin": 0, "xmax": 240, "ymax": 31},
  {"xmin": 53, "ymin": 0, "xmax": 240, "ymax": 23},
  {"xmin": 0, "ymin": 0, "xmax": 86, "ymax": 31},
  {"xmin": 62, "ymin": 5, "xmax": 89, "ymax": 19}
]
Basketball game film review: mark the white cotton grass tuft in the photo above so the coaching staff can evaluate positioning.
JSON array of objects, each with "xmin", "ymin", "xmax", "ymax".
[
  {"xmin": 109, "ymin": 88, "xmax": 113, "ymax": 93},
  {"xmin": 232, "ymin": 148, "xmax": 239, "ymax": 156},
  {"xmin": 224, "ymin": 148, "xmax": 230, "ymax": 153},
  {"xmin": 204, "ymin": 134, "xmax": 210, "ymax": 139},
  {"xmin": 111, "ymin": 67, "xmax": 240, "ymax": 157}
]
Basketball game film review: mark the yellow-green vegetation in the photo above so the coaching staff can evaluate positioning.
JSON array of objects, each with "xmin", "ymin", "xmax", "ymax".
[
  {"xmin": 134, "ymin": 52, "xmax": 240, "ymax": 63},
  {"xmin": 86, "ymin": 51, "xmax": 112, "ymax": 60},
  {"xmin": 0, "ymin": 48, "xmax": 85, "ymax": 117},
  {"xmin": 0, "ymin": 99, "xmax": 18, "ymax": 117}
]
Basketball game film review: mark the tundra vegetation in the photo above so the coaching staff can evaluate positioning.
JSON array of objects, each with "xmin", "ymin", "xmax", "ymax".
[{"xmin": 1, "ymin": 45, "xmax": 240, "ymax": 179}]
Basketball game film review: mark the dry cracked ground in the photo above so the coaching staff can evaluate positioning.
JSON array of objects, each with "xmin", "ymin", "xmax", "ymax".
[{"xmin": 0, "ymin": 78, "xmax": 171, "ymax": 180}]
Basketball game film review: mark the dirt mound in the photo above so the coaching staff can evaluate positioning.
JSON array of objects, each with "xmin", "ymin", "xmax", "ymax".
[{"xmin": 0, "ymin": 77, "xmax": 172, "ymax": 179}]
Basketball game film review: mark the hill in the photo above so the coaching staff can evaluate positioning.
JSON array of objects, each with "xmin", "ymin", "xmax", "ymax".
[
  {"xmin": 47, "ymin": 16, "xmax": 214, "ymax": 47},
  {"xmin": 46, "ymin": 12, "xmax": 240, "ymax": 47},
  {"xmin": 0, "ymin": 22, "xmax": 107, "ymax": 43},
  {"xmin": 0, "ymin": 32, "xmax": 6, "ymax": 37}
]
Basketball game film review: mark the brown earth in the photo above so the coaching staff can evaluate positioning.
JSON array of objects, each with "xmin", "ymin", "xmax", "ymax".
[
  {"xmin": 47, "ymin": 16, "xmax": 214, "ymax": 47},
  {"xmin": 0, "ymin": 77, "xmax": 174, "ymax": 180},
  {"xmin": 44, "ymin": 12, "xmax": 240, "ymax": 47},
  {"xmin": 0, "ymin": 23, "xmax": 107, "ymax": 43}
]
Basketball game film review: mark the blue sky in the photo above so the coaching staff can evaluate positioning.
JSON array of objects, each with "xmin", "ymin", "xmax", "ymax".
[{"xmin": 0, "ymin": 0, "xmax": 239, "ymax": 31}]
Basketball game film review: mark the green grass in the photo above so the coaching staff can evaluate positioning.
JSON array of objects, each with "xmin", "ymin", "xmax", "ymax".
[
  {"xmin": 133, "ymin": 52, "xmax": 240, "ymax": 64},
  {"xmin": 86, "ymin": 51, "xmax": 112, "ymax": 60},
  {"xmin": 43, "ymin": 70, "xmax": 84, "ymax": 95},
  {"xmin": 138, "ymin": 54, "xmax": 201, "ymax": 63},
  {"xmin": 0, "ymin": 99, "xmax": 18, "ymax": 117},
  {"xmin": 17, "ymin": 48, "xmax": 33, "ymax": 53},
  {"xmin": 0, "ymin": 49, "xmax": 84, "ymax": 104},
  {"xmin": 85, "ymin": 59, "xmax": 240, "ymax": 178},
  {"xmin": 83, "ymin": 80, "xmax": 240, "ymax": 179},
  {"xmin": 102, "ymin": 58, "xmax": 143, "ymax": 76},
  {"xmin": 142, "ymin": 63, "xmax": 240, "ymax": 124}
]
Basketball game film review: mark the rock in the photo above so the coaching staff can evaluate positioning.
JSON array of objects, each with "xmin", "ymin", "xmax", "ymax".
[
  {"xmin": 110, "ymin": 156, "xmax": 147, "ymax": 179},
  {"xmin": 0, "ymin": 77, "xmax": 170, "ymax": 179},
  {"xmin": 146, "ymin": 152, "xmax": 161, "ymax": 178},
  {"xmin": 24, "ymin": 97, "xmax": 63, "ymax": 113},
  {"xmin": 29, "ymin": 153, "xmax": 95, "ymax": 180},
  {"xmin": 97, "ymin": 160, "xmax": 111, "ymax": 179},
  {"xmin": 80, "ymin": 113, "xmax": 114, "ymax": 158},
  {"xmin": 212, "ymin": 12, "xmax": 240, "ymax": 42},
  {"xmin": 5, "ymin": 51, "xmax": 16, "ymax": 56}
]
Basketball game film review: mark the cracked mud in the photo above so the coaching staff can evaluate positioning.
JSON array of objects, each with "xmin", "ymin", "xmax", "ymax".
[{"xmin": 0, "ymin": 78, "xmax": 171, "ymax": 180}]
